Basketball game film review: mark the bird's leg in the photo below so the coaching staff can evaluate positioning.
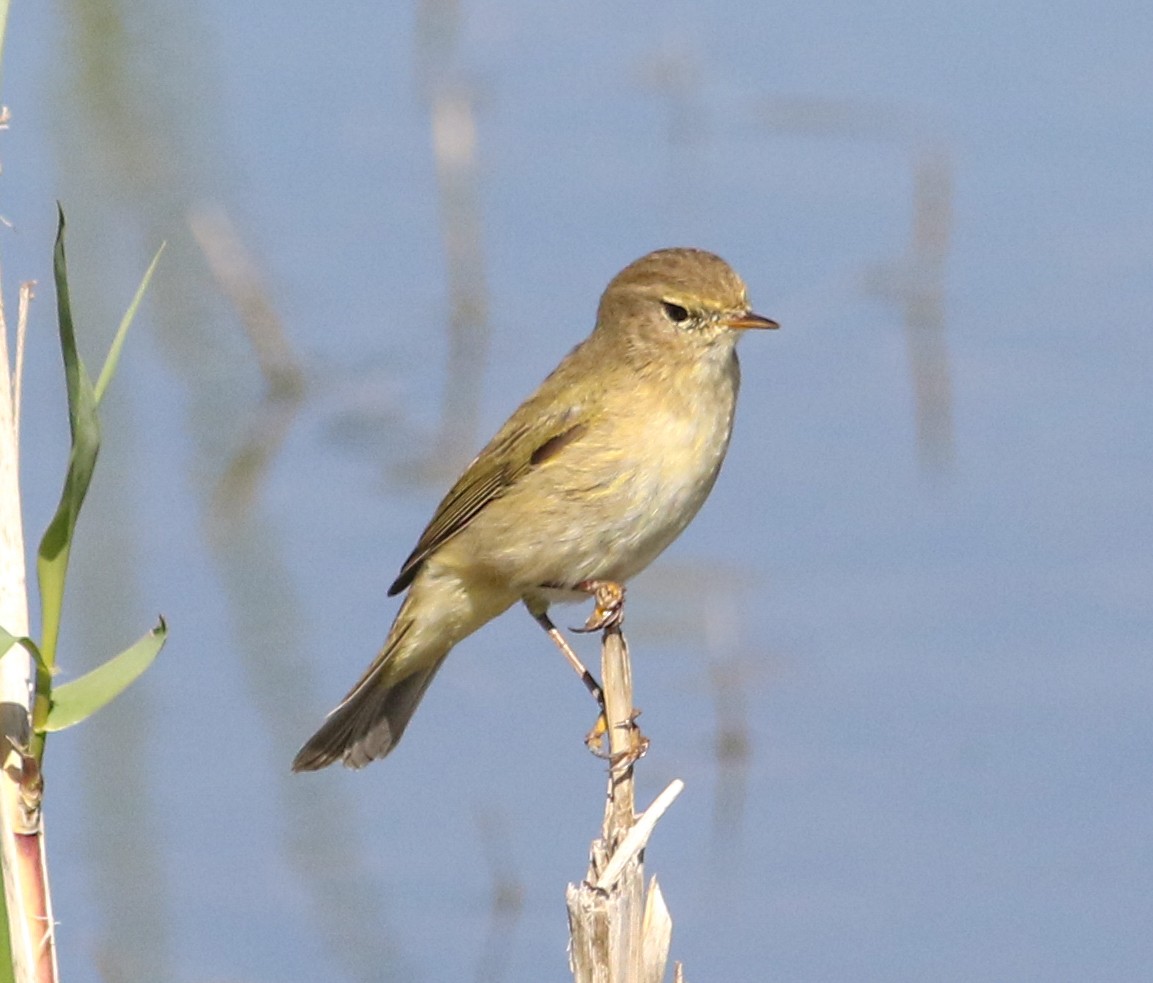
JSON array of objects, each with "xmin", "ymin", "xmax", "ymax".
[
  {"xmin": 526, "ymin": 586, "xmax": 634, "ymax": 758},
  {"xmin": 569, "ymin": 580, "xmax": 643, "ymax": 760},
  {"xmin": 571, "ymin": 579, "xmax": 626, "ymax": 633},
  {"xmin": 529, "ymin": 607, "xmax": 605, "ymax": 708},
  {"xmin": 527, "ymin": 603, "xmax": 614, "ymax": 756},
  {"xmin": 580, "ymin": 585, "xmax": 648, "ymax": 766}
]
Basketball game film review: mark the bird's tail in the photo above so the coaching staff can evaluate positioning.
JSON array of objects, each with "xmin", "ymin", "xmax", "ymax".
[{"xmin": 292, "ymin": 614, "xmax": 448, "ymax": 772}]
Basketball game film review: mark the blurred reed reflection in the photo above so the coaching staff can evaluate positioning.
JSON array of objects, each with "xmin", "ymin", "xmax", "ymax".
[
  {"xmin": 426, "ymin": 87, "xmax": 491, "ymax": 474},
  {"xmin": 638, "ymin": 40, "xmax": 706, "ymax": 149},
  {"xmin": 191, "ymin": 189, "xmax": 401, "ymax": 983},
  {"xmin": 643, "ymin": 57, "xmax": 956, "ymax": 473},
  {"xmin": 632, "ymin": 564, "xmax": 768, "ymax": 846},
  {"xmin": 756, "ymin": 95, "xmax": 956, "ymax": 474},
  {"xmin": 864, "ymin": 149, "xmax": 955, "ymax": 472},
  {"xmin": 414, "ymin": 0, "xmax": 492, "ymax": 482},
  {"xmin": 205, "ymin": 507, "xmax": 408, "ymax": 983},
  {"xmin": 49, "ymin": 0, "xmax": 400, "ymax": 977},
  {"xmin": 190, "ymin": 205, "xmax": 305, "ymax": 523},
  {"xmin": 53, "ymin": 0, "xmax": 231, "ymax": 976},
  {"xmin": 473, "ymin": 807, "xmax": 524, "ymax": 983}
]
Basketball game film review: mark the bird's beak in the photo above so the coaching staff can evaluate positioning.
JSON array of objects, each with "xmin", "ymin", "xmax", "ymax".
[{"xmin": 722, "ymin": 311, "xmax": 779, "ymax": 331}]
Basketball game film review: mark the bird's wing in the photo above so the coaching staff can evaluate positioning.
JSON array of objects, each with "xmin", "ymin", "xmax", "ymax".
[{"xmin": 387, "ymin": 409, "xmax": 589, "ymax": 595}]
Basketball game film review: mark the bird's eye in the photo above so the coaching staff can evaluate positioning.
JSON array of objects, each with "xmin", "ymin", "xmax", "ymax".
[{"xmin": 661, "ymin": 301, "xmax": 690, "ymax": 323}]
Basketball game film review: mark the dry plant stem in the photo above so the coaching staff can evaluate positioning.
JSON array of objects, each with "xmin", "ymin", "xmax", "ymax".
[
  {"xmin": 0, "ymin": 277, "xmax": 58, "ymax": 983},
  {"xmin": 567, "ymin": 621, "xmax": 682, "ymax": 983},
  {"xmin": 594, "ymin": 779, "xmax": 683, "ymax": 892},
  {"xmin": 600, "ymin": 623, "xmax": 635, "ymax": 836},
  {"xmin": 12, "ymin": 283, "xmax": 30, "ymax": 440}
]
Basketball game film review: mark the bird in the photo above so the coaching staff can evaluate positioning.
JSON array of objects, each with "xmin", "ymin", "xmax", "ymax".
[{"xmin": 292, "ymin": 247, "xmax": 778, "ymax": 771}]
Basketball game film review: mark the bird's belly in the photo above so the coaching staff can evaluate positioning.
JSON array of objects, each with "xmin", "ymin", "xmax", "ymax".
[{"xmin": 588, "ymin": 441, "xmax": 722, "ymax": 578}]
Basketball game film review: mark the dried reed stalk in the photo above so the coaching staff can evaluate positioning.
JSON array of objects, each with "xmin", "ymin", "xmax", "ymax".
[{"xmin": 566, "ymin": 621, "xmax": 685, "ymax": 983}]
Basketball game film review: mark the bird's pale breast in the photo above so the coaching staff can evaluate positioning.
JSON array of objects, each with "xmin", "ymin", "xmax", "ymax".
[{"xmin": 439, "ymin": 349, "xmax": 740, "ymax": 597}]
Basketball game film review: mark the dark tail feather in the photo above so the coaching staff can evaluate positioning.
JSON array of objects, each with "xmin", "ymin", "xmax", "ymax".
[
  {"xmin": 291, "ymin": 663, "xmax": 443, "ymax": 771},
  {"xmin": 293, "ymin": 615, "xmax": 431, "ymax": 771}
]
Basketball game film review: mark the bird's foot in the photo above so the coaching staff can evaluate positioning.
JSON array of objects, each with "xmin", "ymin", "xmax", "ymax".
[
  {"xmin": 584, "ymin": 711, "xmax": 609, "ymax": 757},
  {"xmin": 610, "ymin": 709, "xmax": 650, "ymax": 773},
  {"xmin": 585, "ymin": 708, "xmax": 648, "ymax": 770},
  {"xmin": 572, "ymin": 580, "xmax": 626, "ymax": 633}
]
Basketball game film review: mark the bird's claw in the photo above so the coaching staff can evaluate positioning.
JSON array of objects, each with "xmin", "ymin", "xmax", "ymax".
[
  {"xmin": 610, "ymin": 735, "xmax": 650, "ymax": 773},
  {"xmin": 571, "ymin": 580, "xmax": 626, "ymax": 633},
  {"xmin": 609, "ymin": 710, "xmax": 649, "ymax": 772}
]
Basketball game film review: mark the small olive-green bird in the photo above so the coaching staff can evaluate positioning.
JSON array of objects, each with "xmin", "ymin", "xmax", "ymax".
[{"xmin": 292, "ymin": 248, "xmax": 778, "ymax": 771}]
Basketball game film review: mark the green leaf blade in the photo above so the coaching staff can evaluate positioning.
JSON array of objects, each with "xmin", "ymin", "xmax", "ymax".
[
  {"xmin": 94, "ymin": 240, "xmax": 165, "ymax": 405},
  {"xmin": 42, "ymin": 618, "xmax": 167, "ymax": 732},
  {"xmin": 0, "ymin": 627, "xmax": 46, "ymax": 671},
  {"xmin": 37, "ymin": 208, "xmax": 103, "ymax": 668}
]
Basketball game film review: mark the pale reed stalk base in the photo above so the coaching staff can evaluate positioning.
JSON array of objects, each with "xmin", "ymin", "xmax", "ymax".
[{"xmin": 0, "ymin": 278, "xmax": 58, "ymax": 982}]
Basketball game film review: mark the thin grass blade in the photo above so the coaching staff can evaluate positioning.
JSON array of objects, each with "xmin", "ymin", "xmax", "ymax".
[{"xmin": 93, "ymin": 241, "xmax": 165, "ymax": 405}]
